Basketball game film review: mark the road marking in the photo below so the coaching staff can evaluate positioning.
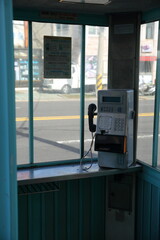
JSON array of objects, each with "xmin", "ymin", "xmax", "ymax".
[
  {"xmin": 16, "ymin": 113, "xmax": 154, "ymax": 122},
  {"xmin": 139, "ymin": 112, "xmax": 153, "ymax": 117},
  {"xmin": 57, "ymin": 134, "xmax": 157, "ymax": 145},
  {"xmin": 57, "ymin": 139, "xmax": 91, "ymax": 144},
  {"xmin": 16, "ymin": 115, "xmax": 81, "ymax": 122},
  {"xmin": 138, "ymin": 134, "xmax": 153, "ymax": 139}
]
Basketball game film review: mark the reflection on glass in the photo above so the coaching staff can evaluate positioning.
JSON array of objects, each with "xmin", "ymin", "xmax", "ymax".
[
  {"xmin": 32, "ymin": 22, "xmax": 82, "ymax": 163},
  {"xmin": 137, "ymin": 21, "xmax": 159, "ymax": 165},
  {"xmin": 13, "ymin": 20, "xmax": 29, "ymax": 164},
  {"xmin": 84, "ymin": 26, "xmax": 109, "ymax": 159}
]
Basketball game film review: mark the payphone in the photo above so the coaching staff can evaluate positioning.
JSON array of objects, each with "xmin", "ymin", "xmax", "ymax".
[{"xmin": 88, "ymin": 89, "xmax": 134, "ymax": 169}]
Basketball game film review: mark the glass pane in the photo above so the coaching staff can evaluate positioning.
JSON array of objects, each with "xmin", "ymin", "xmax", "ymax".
[
  {"xmin": 84, "ymin": 26, "xmax": 109, "ymax": 161},
  {"xmin": 137, "ymin": 21, "xmax": 159, "ymax": 165},
  {"xmin": 14, "ymin": 21, "xmax": 29, "ymax": 164},
  {"xmin": 32, "ymin": 22, "xmax": 81, "ymax": 163}
]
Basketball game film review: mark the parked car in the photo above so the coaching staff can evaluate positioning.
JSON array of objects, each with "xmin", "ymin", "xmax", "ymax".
[{"xmin": 42, "ymin": 63, "xmax": 80, "ymax": 94}]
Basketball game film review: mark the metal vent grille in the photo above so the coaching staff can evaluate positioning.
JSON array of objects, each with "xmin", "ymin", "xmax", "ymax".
[{"xmin": 18, "ymin": 182, "xmax": 59, "ymax": 195}]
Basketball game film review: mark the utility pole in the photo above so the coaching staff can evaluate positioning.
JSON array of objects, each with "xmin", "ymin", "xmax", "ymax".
[{"xmin": 96, "ymin": 27, "xmax": 104, "ymax": 94}]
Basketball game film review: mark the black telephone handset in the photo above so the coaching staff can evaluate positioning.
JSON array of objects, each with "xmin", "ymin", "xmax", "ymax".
[{"xmin": 88, "ymin": 103, "xmax": 97, "ymax": 132}]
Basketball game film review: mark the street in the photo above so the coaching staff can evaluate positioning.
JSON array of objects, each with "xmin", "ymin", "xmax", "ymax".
[{"xmin": 15, "ymin": 91, "xmax": 156, "ymax": 165}]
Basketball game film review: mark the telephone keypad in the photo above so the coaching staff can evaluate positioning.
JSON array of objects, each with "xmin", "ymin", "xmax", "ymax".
[
  {"xmin": 99, "ymin": 116, "xmax": 112, "ymax": 130},
  {"xmin": 114, "ymin": 118, "xmax": 125, "ymax": 131}
]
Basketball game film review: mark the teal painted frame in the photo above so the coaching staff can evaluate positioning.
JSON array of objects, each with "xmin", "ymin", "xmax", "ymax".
[
  {"xmin": 18, "ymin": 158, "xmax": 98, "ymax": 169},
  {"xmin": 28, "ymin": 21, "xmax": 34, "ymax": 164},
  {"xmin": 142, "ymin": 8, "xmax": 160, "ymax": 23},
  {"xmin": 152, "ymin": 22, "xmax": 160, "ymax": 167},
  {"xmin": 137, "ymin": 161, "xmax": 160, "ymax": 187},
  {"xmin": 0, "ymin": 0, "xmax": 18, "ymax": 238},
  {"xmin": 13, "ymin": 9, "xmax": 109, "ymax": 26},
  {"xmin": 80, "ymin": 25, "xmax": 85, "ymax": 159},
  {"xmin": 16, "ymin": 14, "xmax": 106, "ymax": 168},
  {"xmin": 140, "ymin": 10, "xmax": 160, "ymax": 169},
  {"xmin": 14, "ymin": 7, "xmax": 160, "ymax": 169}
]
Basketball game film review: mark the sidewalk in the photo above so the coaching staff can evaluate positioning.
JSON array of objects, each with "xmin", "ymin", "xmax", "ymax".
[{"xmin": 15, "ymin": 88, "xmax": 96, "ymax": 102}]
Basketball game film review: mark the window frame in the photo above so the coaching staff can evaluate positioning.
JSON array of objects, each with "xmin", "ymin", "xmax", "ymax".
[
  {"xmin": 14, "ymin": 12, "xmax": 160, "ymax": 170},
  {"xmin": 137, "ymin": 20, "xmax": 160, "ymax": 168},
  {"xmin": 13, "ymin": 14, "xmax": 109, "ymax": 168}
]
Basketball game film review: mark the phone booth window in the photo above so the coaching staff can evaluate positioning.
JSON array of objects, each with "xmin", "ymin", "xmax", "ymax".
[
  {"xmin": 137, "ymin": 21, "xmax": 159, "ymax": 165},
  {"xmin": 32, "ymin": 22, "xmax": 82, "ymax": 163},
  {"xmin": 84, "ymin": 26, "xmax": 109, "ymax": 159},
  {"xmin": 14, "ymin": 20, "xmax": 29, "ymax": 164}
]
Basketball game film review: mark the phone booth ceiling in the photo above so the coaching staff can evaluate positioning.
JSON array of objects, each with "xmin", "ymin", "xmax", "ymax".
[{"xmin": 13, "ymin": 0, "xmax": 160, "ymax": 14}]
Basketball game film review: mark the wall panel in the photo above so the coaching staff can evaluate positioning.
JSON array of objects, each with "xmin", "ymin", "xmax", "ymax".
[
  {"xmin": 150, "ymin": 186, "xmax": 160, "ymax": 240},
  {"xmin": 136, "ymin": 166, "xmax": 160, "ymax": 240},
  {"xmin": 18, "ymin": 177, "xmax": 106, "ymax": 240}
]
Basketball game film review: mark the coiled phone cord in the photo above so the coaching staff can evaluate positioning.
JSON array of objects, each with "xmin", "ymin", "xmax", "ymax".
[{"xmin": 80, "ymin": 132, "xmax": 95, "ymax": 171}]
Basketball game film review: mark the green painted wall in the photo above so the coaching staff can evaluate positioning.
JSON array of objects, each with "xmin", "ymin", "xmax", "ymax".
[
  {"xmin": 18, "ymin": 166, "xmax": 160, "ymax": 240},
  {"xmin": 18, "ymin": 177, "xmax": 106, "ymax": 240},
  {"xmin": 136, "ymin": 165, "xmax": 160, "ymax": 240}
]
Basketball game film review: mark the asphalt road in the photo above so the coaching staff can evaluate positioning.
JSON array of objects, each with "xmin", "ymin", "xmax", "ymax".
[{"xmin": 15, "ymin": 92, "xmax": 156, "ymax": 166}]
